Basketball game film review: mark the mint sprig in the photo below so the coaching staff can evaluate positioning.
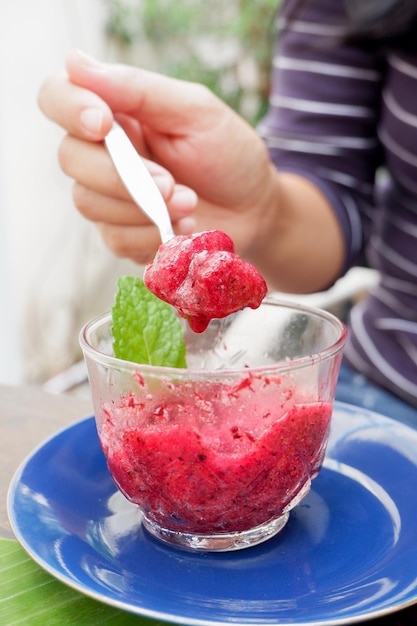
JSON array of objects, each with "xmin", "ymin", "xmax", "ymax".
[{"xmin": 112, "ymin": 276, "xmax": 186, "ymax": 368}]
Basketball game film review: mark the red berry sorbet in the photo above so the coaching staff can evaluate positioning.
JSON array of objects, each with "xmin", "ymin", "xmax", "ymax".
[
  {"xmin": 97, "ymin": 373, "xmax": 332, "ymax": 535},
  {"xmin": 143, "ymin": 230, "xmax": 267, "ymax": 332}
]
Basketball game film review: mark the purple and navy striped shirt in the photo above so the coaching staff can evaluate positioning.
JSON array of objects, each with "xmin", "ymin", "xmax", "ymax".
[{"xmin": 258, "ymin": 0, "xmax": 417, "ymax": 406}]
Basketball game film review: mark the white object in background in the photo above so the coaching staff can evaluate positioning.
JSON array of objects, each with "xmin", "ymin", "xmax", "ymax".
[{"xmin": 0, "ymin": 186, "xmax": 22, "ymax": 384}]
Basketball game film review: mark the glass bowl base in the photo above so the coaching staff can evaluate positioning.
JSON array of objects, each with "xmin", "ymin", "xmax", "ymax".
[{"xmin": 142, "ymin": 513, "xmax": 290, "ymax": 552}]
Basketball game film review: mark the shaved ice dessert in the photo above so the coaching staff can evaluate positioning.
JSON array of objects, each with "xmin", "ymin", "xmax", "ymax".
[{"xmin": 101, "ymin": 380, "xmax": 332, "ymax": 535}]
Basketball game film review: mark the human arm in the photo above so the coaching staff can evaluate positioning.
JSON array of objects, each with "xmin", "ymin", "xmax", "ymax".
[
  {"xmin": 38, "ymin": 0, "xmax": 385, "ymax": 293},
  {"xmin": 38, "ymin": 47, "xmax": 345, "ymax": 293}
]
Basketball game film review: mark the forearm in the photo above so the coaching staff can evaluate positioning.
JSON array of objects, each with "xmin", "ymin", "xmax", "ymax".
[
  {"xmin": 245, "ymin": 169, "xmax": 345, "ymax": 294},
  {"xmin": 252, "ymin": 0, "xmax": 384, "ymax": 292}
]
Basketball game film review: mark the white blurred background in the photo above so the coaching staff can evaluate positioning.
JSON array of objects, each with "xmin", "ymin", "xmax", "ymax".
[{"xmin": 0, "ymin": 0, "xmax": 138, "ymax": 386}]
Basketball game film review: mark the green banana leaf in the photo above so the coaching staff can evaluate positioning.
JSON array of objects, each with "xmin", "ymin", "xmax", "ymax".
[{"xmin": 0, "ymin": 538, "xmax": 168, "ymax": 625}]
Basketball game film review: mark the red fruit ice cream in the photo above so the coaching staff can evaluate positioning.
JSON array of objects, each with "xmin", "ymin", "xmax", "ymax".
[
  {"xmin": 97, "ymin": 373, "xmax": 332, "ymax": 535},
  {"xmin": 143, "ymin": 230, "xmax": 267, "ymax": 332}
]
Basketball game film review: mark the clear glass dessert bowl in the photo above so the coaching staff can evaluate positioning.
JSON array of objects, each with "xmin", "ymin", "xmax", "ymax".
[{"xmin": 80, "ymin": 298, "xmax": 347, "ymax": 552}]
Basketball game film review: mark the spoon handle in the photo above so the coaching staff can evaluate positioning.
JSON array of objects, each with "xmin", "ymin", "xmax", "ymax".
[{"xmin": 105, "ymin": 122, "xmax": 175, "ymax": 243}]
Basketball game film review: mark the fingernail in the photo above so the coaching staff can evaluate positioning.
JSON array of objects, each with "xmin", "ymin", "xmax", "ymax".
[
  {"xmin": 177, "ymin": 216, "xmax": 197, "ymax": 234},
  {"xmin": 174, "ymin": 187, "xmax": 198, "ymax": 205},
  {"xmin": 73, "ymin": 49, "xmax": 101, "ymax": 67},
  {"xmin": 80, "ymin": 108, "xmax": 105, "ymax": 135},
  {"xmin": 154, "ymin": 176, "xmax": 173, "ymax": 197}
]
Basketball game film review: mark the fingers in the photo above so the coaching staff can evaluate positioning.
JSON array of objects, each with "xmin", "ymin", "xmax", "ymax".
[
  {"xmin": 72, "ymin": 184, "xmax": 146, "ymax": 225},
  {"xmin": 72, "ymin": 182, "xmax": 197, "ymax": 227},
  {"xmin": 72, "ymin": 173, "xmax": 198, "ymax": 263},
  {"xmin": 63, "ymin": 131, "xmax": 199, "ymax": 263},
  {"xmin": 97, "ymin": 221, "xmax": 163, "ymax": 264},
  {"xmin": 59, "ymin": 134, "xmax": 177, "ymax": 202},
  {"xmin": 59, "ymin": 136, "xmax": 126, "ymax": 198},
  {"xmin": 95, "ymin": 193, "xmax": 198, "ymax": 264},
  {"xmin": 167, "ymin": 185, "xmax": 198, "ymax": 219},
  {"xmin": 58, "ymin": 128, "xmax": 198, "ymax": 266}
]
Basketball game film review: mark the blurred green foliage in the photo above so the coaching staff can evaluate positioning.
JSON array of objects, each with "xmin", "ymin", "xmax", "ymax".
[{"xmin": 105, "ymin": 0, "xmax": 280, "ymax": 124}]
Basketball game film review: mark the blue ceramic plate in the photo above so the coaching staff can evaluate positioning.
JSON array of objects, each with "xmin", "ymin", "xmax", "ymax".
[{"xmin": 7, "ymin": 402, "xmax": 417, "ymax": 625}]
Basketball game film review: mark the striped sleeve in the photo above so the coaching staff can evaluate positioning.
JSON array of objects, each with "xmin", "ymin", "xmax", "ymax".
[{"xmin": 258, "ymin": 0, "xmax": 384, "ymax": 273}]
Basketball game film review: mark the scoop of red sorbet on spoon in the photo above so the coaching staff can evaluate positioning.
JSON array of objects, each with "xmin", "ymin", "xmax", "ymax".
[
  {"xmin": 104, "ymin": 126, "xmax": 266, "ymax": 332},
  {"xmin": 144, "ymin": 230, "xmax": 267, "ymax": 332}
]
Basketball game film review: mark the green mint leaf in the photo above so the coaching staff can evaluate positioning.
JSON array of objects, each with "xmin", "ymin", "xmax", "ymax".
[{"xmin": 112, "ymin": 275, "xmax": 187, "ymax": 368}]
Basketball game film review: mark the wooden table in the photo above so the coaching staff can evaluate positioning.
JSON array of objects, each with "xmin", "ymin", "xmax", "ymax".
[
  {"xmin": 1, "ymin": 383, "xmax": 417, "ymax": 625},
  {"xmin": 0, "ymin": 383, "xmax": 92, "ymax": 539}
]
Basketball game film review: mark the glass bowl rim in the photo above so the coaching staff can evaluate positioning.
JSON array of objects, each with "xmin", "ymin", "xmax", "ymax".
[{"xmin": 79, "ymin": 297, "xmax": 347, "ymax": 377}]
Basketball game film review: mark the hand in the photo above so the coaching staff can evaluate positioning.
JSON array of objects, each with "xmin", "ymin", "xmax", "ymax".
[{"xmin": 38, "ymin": 49, "xmax": 276, "ymax": 265}]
